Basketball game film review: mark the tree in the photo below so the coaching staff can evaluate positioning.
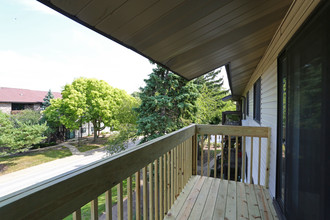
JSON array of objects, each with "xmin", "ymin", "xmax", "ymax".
[
  {"xmin": 42, "ymin": 90, "xmax": 54, "ymax": 110},
  {"xmin": 194, "ymin": 70, "xmax": 235, "ymax": 124},
  {"xmin": 107, "ymin": 94, "xmax": 140, "ymax": 153},
  {"xmin": 0, "ymin": 110, "xmax": 48, "ymax": 156},
  {"xmin": 58, "ymin": 78, "xmax": 131, "ymax": 141},
  {"xmin": 136, "ymin": 64, "xmax": 199, "ymax": 143},
  {"xmin": 42, "ymin": 98, "xmax": 67, "ymax": 142}
]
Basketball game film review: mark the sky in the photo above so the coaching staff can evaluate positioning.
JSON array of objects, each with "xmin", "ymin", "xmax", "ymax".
[{"xmin": 0, "ymin": 0, "xmax": 229, "ymax": 94}]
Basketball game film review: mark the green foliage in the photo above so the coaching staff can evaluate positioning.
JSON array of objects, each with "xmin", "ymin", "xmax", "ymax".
[
  {"xmin": 107, "ymin": 95, "xmax": 140, "ymax": 153},
  {"xmin": 194, "ymin": 70, "xmax": 235, "ymax": 124},
  {"xmin": 11, "ymin": 109, "xmax": 41, "ymax": 125},
  {"xmin": 45, "ymin": 77, "xmax": 137, "ymax": 141},
  {"xmin": 136, "ymin": 64, "xmax": 199, "ymax": 143},
  {"xmin": 0, "ymin": 111, "xmax": 48, "ymax": 156},
  {"xmin": 42, "ymin": 89, "xmax": 54, "ymax": 109},
  {"xmin": 42, "ymin": 98, "xmax": 66, "ymax": 142}
]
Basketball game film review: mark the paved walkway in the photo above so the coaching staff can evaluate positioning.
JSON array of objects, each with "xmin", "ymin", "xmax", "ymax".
[{"xmin": 0, "ymin": 139, "xmax": 140, "ymax": 199}]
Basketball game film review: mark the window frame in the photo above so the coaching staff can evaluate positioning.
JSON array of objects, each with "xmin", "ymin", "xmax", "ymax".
[
  {"xmin": 253, "ymin": 77, "xmax": 261, "ymax": 123},
  {"xmin": 246, "ymin": 91, "xmax": 249, "ymax": 117}
]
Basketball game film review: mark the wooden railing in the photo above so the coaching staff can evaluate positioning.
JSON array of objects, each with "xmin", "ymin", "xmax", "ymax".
[
  {"xmin": 196, "ymin": 125, "xmax": 271, "ymax": 187},
  {"xmin": 0, "ymin": 124, "xmax": 270, "ymax": 220}
]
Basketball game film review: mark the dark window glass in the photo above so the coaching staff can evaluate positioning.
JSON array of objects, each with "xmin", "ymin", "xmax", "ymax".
[
  {"xmin": 277, "ymin": 3, "xmax": 329, "ymax": 219},
  {"xmin": 253, "ymin": 78, "xmax": 261, "ymax": 123},
  {"xmin": 12, "ymin": 103, "xmax": 25, "ymax": 110},
  {"xmin": 277, "ymin": 53, "xmax": 287, "ymax": 211},
  {"xmin": 246, "ymin": 92, "xmax": 249, "ymax": 116}
]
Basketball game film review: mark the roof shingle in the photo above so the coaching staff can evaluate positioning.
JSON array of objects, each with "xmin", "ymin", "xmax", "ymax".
[{"xmin": 0, "ymin": 87, "xmax": 61, "ymax": 103}]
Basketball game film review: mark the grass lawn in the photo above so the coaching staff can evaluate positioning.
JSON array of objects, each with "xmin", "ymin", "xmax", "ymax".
[
  {"xmin": 78, "ymin": 145, "xmax": 101, "ymax": 152},
  {"xmin": 0, "ymin": 147, "xmax": 72, "ymax": 176}
]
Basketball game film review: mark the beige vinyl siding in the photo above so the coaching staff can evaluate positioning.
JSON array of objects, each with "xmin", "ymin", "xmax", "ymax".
[{"xmin": 241, "ymin": 0, "xmax": 321, "ymax": 198}]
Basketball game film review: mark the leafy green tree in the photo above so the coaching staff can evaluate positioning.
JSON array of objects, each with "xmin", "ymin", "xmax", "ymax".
[
  {"xmin": 107, "ymin": 94, "xmax": 140, "ymax": 153},
  {"xmin": 194, "ymin": 70, "xmax": 235, "ymax": 124},
  {"xmin": 42, "ymin": 90, "xmax": 54, "ymax": 110},
  {"xmin": 58, "ymin": 78, "xmax": 132, "ymax": 141},
  {"xmin": 136, "ymin": 64, "xmax": 199, "ymax": 143},
  {"xmin": 0, "ymin": 111, "xmax": 48, "ymax": 156},
  {"xmin": 42, "ymin": 98, "xmax": 67, "ymax": 141}
]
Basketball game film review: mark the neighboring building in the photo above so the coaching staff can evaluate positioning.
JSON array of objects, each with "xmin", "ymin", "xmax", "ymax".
[
  {"xmin": 0, "ymin": 87, "xmax": 109, "ymax": 139},
  {"xmin": 0, "ymin": 87, "xmax": 61, "ymax": 114}
]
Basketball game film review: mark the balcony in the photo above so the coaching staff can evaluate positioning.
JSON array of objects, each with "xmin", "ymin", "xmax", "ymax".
[{"xmin": 0, "ymin": 124, "xmax": 276, "ymax": 220}]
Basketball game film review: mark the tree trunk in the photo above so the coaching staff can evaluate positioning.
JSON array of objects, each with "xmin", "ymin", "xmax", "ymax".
[{"xmin": 94, "ymin": 128, "xmax": 98, "ymax": 142}]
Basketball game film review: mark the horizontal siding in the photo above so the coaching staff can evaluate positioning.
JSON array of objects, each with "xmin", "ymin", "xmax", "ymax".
[{"xmin": 241, "ymin": 0, "xmax": 321, "ymax": 198}]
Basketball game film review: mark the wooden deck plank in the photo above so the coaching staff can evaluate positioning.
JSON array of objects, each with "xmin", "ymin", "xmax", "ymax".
[
  {"xmin": 163, "ymin": 176, "xmax": 278, "ymax": 220},
  {"xmin": 262, "ymin": 186, "xmax": 279, "ymax": 220},
  {"xmin": 245, "ymin": 183, "xmax": 261, "ymax": 219},
  {"xmin": 236, "ymin": 182, "xmax": 249, "ymax": 220},
  {"xmin": 254, "ymin": 185, "xmax": 274, "ymax": 220},
  {"xmin": 189, "ymin": 177, "xmax": 213, "ymax": 220},
  {"xmin": 175, "ymin": 176, "xmax": 206, "ymax": 219},
  {"xmin": 164, "ymin": 176, "xmax": 199, "ymax": 219},
  {"xmin": 200, "ymin": 178, "xmax": 220, "ymax": 220},
  {"xmin": 212, "ymin": 180, "xmax": 228, "ymax": 220},
  {"xmin": 225, "ymin": 180, "xmax": 237, "ymax": 220}
]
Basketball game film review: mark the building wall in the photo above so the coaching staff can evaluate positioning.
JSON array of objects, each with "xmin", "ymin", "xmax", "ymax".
[
  {"xmin": 0, "ymin": 103, "xmax": 11, "ymax": 114},
  {"xmin": 241, "ymin": 0, "xmax": 321, "ymax": 198}
]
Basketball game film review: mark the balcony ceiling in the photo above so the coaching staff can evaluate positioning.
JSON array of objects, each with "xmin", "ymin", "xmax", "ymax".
[{"xmin": 38, "ymin": 0, "xmax": 292, "ymax": 96}]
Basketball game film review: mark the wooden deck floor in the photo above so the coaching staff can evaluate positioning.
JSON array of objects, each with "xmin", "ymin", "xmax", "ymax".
[{"xmin": 165, "ymin": 175, "xmax": 278, "ymax": 220}]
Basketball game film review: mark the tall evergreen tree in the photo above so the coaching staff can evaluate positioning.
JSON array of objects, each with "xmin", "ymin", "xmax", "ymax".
[
  {"xmin": 42, "ymin": 90, "xmax": 54, "ymax": 110},
  {"xmin": 136, "ymin": 64, "xmax": 199, "ymax": 143},
  {"xmin": 194, "ymin": 69, "xmax": 235, "ymax": 124}
]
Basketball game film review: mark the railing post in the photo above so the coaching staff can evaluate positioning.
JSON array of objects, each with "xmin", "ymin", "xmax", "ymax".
[
  {"xmin": 265, "ymin": 128, "xmax": 271, "ymax": 188},
  {"xmin": 192, "ymin": 134, "xmax": 197, "ymax": 175}
]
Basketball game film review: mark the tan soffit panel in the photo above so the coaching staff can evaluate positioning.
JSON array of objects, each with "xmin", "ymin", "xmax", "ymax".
[{"xmin": 38, "ymin": 0, "xmax": 292, "ymax": 96}]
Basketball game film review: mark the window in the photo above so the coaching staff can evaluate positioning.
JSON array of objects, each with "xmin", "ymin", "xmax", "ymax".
[
  {"xmin": 253, "ymin": 78, "xmax": 261, "ymax": 123},
  {"xmin": 276, "ymin": 2, "xmax": 329, "ymax": 219},
  {"xmin": 246, "ymin": 92, "xmax": 249, "ymax": 116},
  {"xmin": 12, "ymin": 103, "xmax": 25, "ymax": 110}
]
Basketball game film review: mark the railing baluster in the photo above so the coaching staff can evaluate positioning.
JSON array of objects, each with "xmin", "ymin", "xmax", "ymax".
[
  {"xmin": 155, "ymin": 159, "xmax": 159, "ymax": 220},
  {"xmin": 170, "ymin": 149, "xmax": 174, "ymax": 207},
  {"xmin": 258, "ymin": 137, "xmax": 261, "ymax": 185},
  {"xmin": 159, "ymin": 156, "xmax": 164, "ymax": 220},
  {"xmin": 193, "ymin": 134, "xmax": 198, "ymax": 175},
  {"xmin": 117, "ymin": 183, "xmax": 123, "ymax": 220},
  {"xmin": 228, "ymin": 136, "xmax": 231, "ymax": 180},
  {"xmin": 207, "ymin": 135, "xmax": 211, "ymax": 177},
  {"xmin": 142, "ymin": 167, "xmax": 147, "ymax": 220},
  {"xmin": 148, "ymin": 163, "xmax": 154, "ymax": 220},
  {"xmin": 182, "ymin": 141, "xmax": 185, "ymax": 185},
  {"xmin": 250, "ymin": 137, "xmax": 254, "ymax": 184},
  {"xmin": 178, "ymin": 144, "xmax": 182, "ymax": 193},
  {"xmin": 73, "ymin": 209, "xmax": 81, "ymax": 220},
  {"xmin": 105, "ymin": 190, "xmax": 112, "ymax": 220},
  {"xmin": 91, "ymin": 198, "xmax": 98, "ymax": 220},
  {"xmin": 242, "ymin": 136, "xmax": 246, "ymax": 183},
  {"xmin": 235, "ymin": 136, "xmax": 238, "ymax": 182},
  {"xmin": 127, "ymin": 176, "xmax": 133, "ymax": 220},
  {"xmin": 201, "ymin": 134, "xmax": 204, "ymax": 176},
  {"xmin": 221, "ymin": 135, "xmax": 224, "ymax": 180},
  {"xmin": 135, "ymin": 171, "xmax": 141, "ymax": 220},
  {"xmin": 167, "ymin": 151, "xmax": 170, "ymax": 210},
  {"xmin": 174, "ymin": 146, "xmax": 178, "ymax": 198},
  {"xmin": 265, "ymin": 128, "xmax": 271, "ymax": 188},
  {"xmin": 214, "ymin": 135, "xmax": 217, "ymax": 178},
  {"xmin": 163, "ymin": 154, "xmax": 167, "ymax": 214}
]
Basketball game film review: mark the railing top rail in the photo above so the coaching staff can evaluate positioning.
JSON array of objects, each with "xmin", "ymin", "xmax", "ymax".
[
  {"xmin": 196, "ymin": 124, "xmax": 270, "ymax": 138},
  {"xmin": 0, "ymin": 124, "xmax": 196, "ymax": 220}
]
